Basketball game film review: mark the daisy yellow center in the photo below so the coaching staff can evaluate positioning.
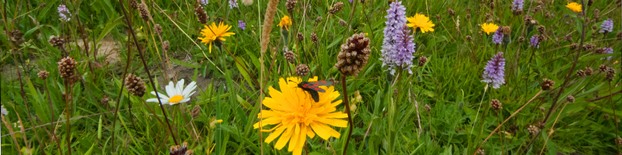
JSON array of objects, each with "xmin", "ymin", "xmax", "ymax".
[{"xmin": 168, "ymin": 95, "xmax": 184, "ymax": 104}]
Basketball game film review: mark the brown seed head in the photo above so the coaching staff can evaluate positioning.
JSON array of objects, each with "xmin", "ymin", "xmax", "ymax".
[
  {"xmin": 501, "ymin": 26, "xmax": 511, "ymax": 35},
  {"xmin": 195, "ymin": 5, "xmax": 208, "ymax": 24},
  {"xmin": 527, "ymin": 124, "xmax": 540, "ymax": 135},
  {"xmin": 129, "ymin": 0, "xmax": 139, "ymax": 9},
  {"xmin": 329, "ymin": 2, "xmax": 344, "ymax": 14},
  {"xmin": 537, "ymin": 25, "xmax": 545, "ymax": 34},
  {"xmin": 138, "ymin": 2, "xmax": 151, "ymax": 21},
  {"xmin": 58, "ymin": 57, "xmax": 77, "ymax": 79},
  {"xmin": 475, "ymin": 148, "xmax": 485, "ymax": 155},
  {"xmin": 335, "ymin": 33, "xmax": 371, "ymax": 76},
  {"xmin": 490, "ymin": 99, "xmax": 502, "ymax": 111},
  {"xmin": 418, "ymin": 56, "xmax": 428, "ymax": 66},
  {"xmin": 339, "ymin": 19, "xmax": 348, "ymax": 27},
  {"xmin": 296, "ymin": 64, "xmax": 310, "ymax": 77},
  {"xmin": 38, "ymin": 70, "xmax": 50, "ymax": 80},
  {"xmin": 311, "ymin": 32, "xmax": 318, "ymax": 44},
  {"xmin": 286, "ymin": 0, "xmax": 297, "ymax": 15},
  {"xmin": 284, "ymin": 50, "xmax": 296, "ymax": 64},
  {"xmin": 600, "ymin": 65, "xmax": 609, "ymax": 72},
  {"xmin": 162, "ymin": 40, "xmax": 170, "ymax": 52},
  {"xmin": 154, "ymin": 24, "xmax": 162, "ymax": 35},
  {"xmin": 518, "ymin": 36, "xmax": 525, "ymax": 42},
  {"xmin": 125, "ymin": 74, "xmax": 146, "ymax": 97},
  {"xmin": 170, "ymin": 141, "xmax": 192, "ymax": 155},
  {"xmin": 605, "ymin": 68, "xmax": 615, "ymax": 81},
  {"xmin": 541, "ymin": 78, "xmax": 554, "ymax": 90},
  {"xmin": 576, "ymin": 69, "xmax": 586, "ymax": 77},
  {"xmin": 447, "ymin": 8, "xmax": 455, "ymax": 16},
  {"xmin": 191, "ymin": 105, "xmax": 201, "ymax": 118},
  {"xmin": 584, "ymin": 67, "xmax": 593, "ymax": 76},
  {"xmin": 297, "ymin": 32, "xmax": 304, "ymax": 41},
  {"xmin": 424, "ymin": 104, "xmax": 431, "ymax": 112},
  {"xmin": 49, "ymin": 36, "xmax": 66, "ymax": 48},
  {"xmin": 616, "ymin": 137, "xmax": 622, "ymax": 146},
  {"xmin": 9, "ymin": 30, "xmax": 24, "ymax": 46}
]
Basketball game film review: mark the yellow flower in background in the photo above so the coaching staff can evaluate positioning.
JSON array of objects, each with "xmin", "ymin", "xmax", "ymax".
[
  {"xmin": 253, "ymin": 77, "xmax": 348, "ymax": 155},
  {"xmin": 406, "ymin": 13, "xmax": 435, "ymax": 33},
  {"xmin": 199, "ymin": 22, "xmax": 235, "ymax": 53},
  {"xmin": 481, "ymin": 23, "xmax": 499, "ymax": 35},
  {"xmin": 278, "ymin": 16, "xmax": 292, "ymax": 31},
  {"xmin": 566, "ymin": 2, "xmax": 582, "ymax": 13}
]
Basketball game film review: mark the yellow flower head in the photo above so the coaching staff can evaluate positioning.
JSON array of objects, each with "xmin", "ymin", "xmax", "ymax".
[
  {"xmin": 481, "ymin": 23, "xmax": 499, "ymax": 35},
  {"xmin": 254, "ymin": 77, "xmax": 348, "ymax": 155},
  {"xmin": 566, "ymin": 2, "xmax": 582, "ymax": 13},
  {"xmin": 199, "ymin": 22, "xmax": 235, "ymax": 53},
  {"xmin": 278, "ymin": 16, "xmax": 292, "ymax": 31},
  {"xmin": 406, "ymin": 13, "xmax": 435, "ymax": 33}
]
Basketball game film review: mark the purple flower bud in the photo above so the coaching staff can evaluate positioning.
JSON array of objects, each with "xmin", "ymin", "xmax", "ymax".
[
  {"xmin": 600, "ymin": 19, "xmax": 613, "ymax": 33},
  {"xmin": 199, "ymin": 0, "xmax": 208, "ymax": 6},
  {"xmin": 482, "ymin": 52, "xmax": 505, "ymax": 89},
  {"xmin": 492, "ymin": 28, "xmax": 503, "ymax": 45},
  {"xmin": 381, "ymin": 1, "xmax": 415, "ymax": 75},
  {"xmin": 58, "ymin": 4, "xmax": 71, "ymax": 22},
  {"xmin": 229, "ymin": 0, "xmax": 238, "ymax": 9},
  {"xmin": 530, "ymin": 35, "xmax": 540, "ymax": 48},
  {"xmin": 238, "ymin": 20, "xmax": 246, "ymax": 30},
  {"xmin": 512, "ymin": 0, "xmax": 524, "ymax": 12},
  {"xmin": 602, "ymin": 47, "xmax": 613, "ymax": 60}
]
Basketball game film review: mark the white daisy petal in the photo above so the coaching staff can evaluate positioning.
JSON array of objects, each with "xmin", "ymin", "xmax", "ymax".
[
  {"xmin": 180, "ymin": 98, "xmax": 190, "ymax": 103},
  {"xmin": 176, "ymin": 79, "xmax": 185, "ymax": 94},
  {"xmin": 146, "ymin": 98, "xmax": 159, "ymax": 103},
  {"xmin": 165, "ymin": 81, "xmax": 175, "ymax": 95},
  {"xmin": 182, "ymin": 81, "xmax": 197, "ymax": 96}
]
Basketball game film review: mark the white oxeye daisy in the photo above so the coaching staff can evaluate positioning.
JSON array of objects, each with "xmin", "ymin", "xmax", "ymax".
[{"xmin": 146, "ymin": 79, "xmax": 197, "ymax": 105}]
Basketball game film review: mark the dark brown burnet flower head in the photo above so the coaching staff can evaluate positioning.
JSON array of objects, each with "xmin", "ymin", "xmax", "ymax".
[
  {"xmin": 38, "ymin": 70, "xmax": 50, "ymax": 80},
  {"xmin": 296, "ymin": 64, "xmax": 310, "ymax": 77},
  {"xmin": 284, "ymin": 50, "xmax": 296, "ymax": 64},
  {"xmin": 490, "ymin": 99, "xmax": 502, "ymax": 111},
  {"xmin": 58, "ymin": 56, "xmax": 77, "ymax": 79},
  {"xmin": 335, "ymin": 33, "xmax": 371, "ymax": 76},
  {"xmin": 329, "ymin": 2, "xmax": 344, "ymax": 14},
  {"xmin": 541, "ymin": 78, "xmax": 554, "ymax": 90},
  {"xmin": 125, "ymin": 73, "xmax": 146, "ymax": 97},
  {"xmin": 170, "ymin": 141, "xmax": 193, "ymax": 155}
]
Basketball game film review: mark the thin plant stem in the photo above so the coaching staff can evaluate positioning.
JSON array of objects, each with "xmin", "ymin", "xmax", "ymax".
[
  {"xmin": 63, "ymin": 79, "xmax": 72, "ymax": 155},
  {"xmin": 118, "ymin": 0, "xmax": 178, "ymax": 145},
  {"xmin": 110, "ymin": 18, "xmax": 134, "ymax": 148},
  {"xmin": 474, "ymin": 90, "xmax": 543, "ymax": 154},
  {"xmin": 43, "ymin": 79, "xmax": 62, "ymax": 152},
  {"xmin": 539, "ymin": 98, "xmax": 572, "ymax": 154},
  {"xmin": 470, "ymin": 85, "xmax": 489, "ymax": 136},
  {"xmin": 341, "ymin": 75, "xmax": 353, "ymax": 155},
  {"xmin": 1, "ymin": 116, "xmax": 22, "ymax": 155}
]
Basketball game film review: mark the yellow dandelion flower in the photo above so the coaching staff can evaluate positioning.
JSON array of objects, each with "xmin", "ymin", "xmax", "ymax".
[
  {"xmin": 199, "ymin": 22, "xmax": 235, "ymax": 53},
  {"xmin": 481, "ymin": 23, "xmax": 499, "ymax": 35},
  {"xmin": 406, "ymin": 13, "xmax": 435, "ymax": 33},
  {"xmin": 277, "ymin": 16, "xmax": 292, "ymax": 31},
  {"xmin": 566, "ymin": 2, "xmax": 582, "ymax": 13},
  {"xmin": 566, "ymin": 2, "xmax": 583, "ymax": 13},
  {"xmin": 254, "ymin": 77, "xmax": 348, "ymax": 155}
]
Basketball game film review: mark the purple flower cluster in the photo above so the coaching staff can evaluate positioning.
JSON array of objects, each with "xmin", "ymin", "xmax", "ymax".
[
  {"xmin": 229, "ymin": 0, "xmax": 238, "ymax": 9},
  {"xmin": 600, "ymin": 19, "xmax": 613, "ymax": 33},
  {"xmin": 492, "ymin": 28, "xmax": 503, "ymax": 45},
  {"xmin": 530, "ymin": 35, "xmax": 540, "ymax": 48},
  {"xmin": 482, "ymin": 52, "xmax": 505, "ymax": 89},
  {"xmin": 238, "ymin": 20, "xmax": 246, "ymax": 30},
  {"xmin": 602, "ymin": 47, "xmax": 613, "ymax": 60},
  {"xmin": 511, "ymin": 0, "xmax": 524, "ymax": 12},
  {"xmin": 381, "ymin": 1, "xmax": 416, "ymax": 75},
  {"xmin": 57, "ymin": 4, "xmax": 71, "ymax": 22},
  {"xmin": 199, "ymin": 0, "xmax": 208, "ymax": 6}
]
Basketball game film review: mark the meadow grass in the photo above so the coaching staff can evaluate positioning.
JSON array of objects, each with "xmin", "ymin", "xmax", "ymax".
[{"xmin": 1, "ymin": 0, "xmax": 621, "ymax": 154}]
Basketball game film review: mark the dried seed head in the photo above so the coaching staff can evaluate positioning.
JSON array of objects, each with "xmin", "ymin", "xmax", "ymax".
[
  {"xmin": 593, "ymin": 9, "xmax": 600, "ymax": 21},
  {"xmin": 541, "ymin": 78, "xmax": 554, "ymax": 90},
  {"xmin": 566, "ymin": 95, "xmax": 575, "ymax": 103},
  {"xmin": 311, "ymin": 32, "xmax": 318, "ymax": 44},
  {"xmin": 447, "ymin": 8, "xmax": 455, "ymax": 16},
  {"xmin": 284, "ymin": 50, "xmax": 296, "ymax": 64},
  {"xmin": 501, "ymin": 26, "xmax": 511, "ymax": 35},
  {"xmin": 58, "ymin": 56, "xmax": 77, "ymax": 79},
  {"xmin": 170, "ymin": 141, "xmax": 192, "ymax": 155},
  {"xmin": 524, "ymin": 15, "xmax": 537, "ymax": 25},
  {"xmin": 138, "ymin": 2, "xmax": 151, "ymax": 21},
  {"xmin": 329, "ymin": 2, "xmax": 344, "ymax": 14},
  {"xmin": 466, "ymin": 35, "xmax": 472, "ymax": 41},
  {"xmin": 565, "ymin": 34, "xmax": 573, "ymax": 42},
  {"xmin": 600, "ymin": 65, "xmax": 609, "ymax": 72},
  {"xmin": 297, "ymin": 32, "xmax": 304, "ymax": 41},
  {"xmin": 162, "ymin": 40, "xmax": 170, "ymax": 52},
  {"xmin": 191, "ymin": 105, "xmax": 201, "ymax": 118},
  {"xmin": 129, "ymin": 0, "xmax": 139, "ymax": 9},
  {"xmin": 296, "ymin": 64, "xmax": 310, "ymax": 76},
  {"xmin": 286, "ymin": 0, "xmax": 297, "ymax": 15},
  {"xmin": 9, "ymin": 30, "xmax": 24, "ymax": 46},
  {"xmin": 49, "ymin": 36, "xmax": 66, "ymax": 48},
  {"xmin": 518, "ymin": 36, "xmax": 525, "ymax": 42},
  {"xmin": 418, "ymin": 56, "xmax": 428, "ymax": 66},
  {"xmin": 617, "ymin": 32, "xmax": 622, "ymax": 40},
  {"xmin": 537, "ymin": 25, "xmax": 545, "ymax": 34},
  {"xmin": 605, "ymin": 68, "xmax": 615, "ymax": 81},
  {"xmin": 101, "ymin": 96, "xmax": 110, "ymax": 106},
  {"xmin": 154, "ymin": 24, "xmax": 162, "ymax": 35},
  {"xmin": 38, "ymin": 70, "xmax": 50, "ymax": 80},
  {"xmin": 335, "ymin": 33, "xmax": 371, "ymax": 76},
  {"xmin": 582, "ymin": 44, "xmax": 595, "ymax": 51},
  {"xmin": 195, "ymin": 5, "xmax": 208, "ymax": 24},
  {"xmin": 424, "ymin": 104, "xmax": 431, "ymax": 112},
  {"xmin": 315, "ymin": 16, "xmax": 322, "ymax": 23},
  {"xmin": 490, "ymin": 99, "xmax": 502, "ymax": 111},
  {"xmin": 125, "ymin": 74, "xmax": 146, "ymax": 97},
  {"xmin": 527, "ymin": 124, "xmax": 540, "ymax": 135},
  {"xmin": 576, "ymin": 69, "xmax": 586, "ymax": 77},
  {"xmin": 584, "ymin": 67, "xmax": 593, "ymax": 76}
]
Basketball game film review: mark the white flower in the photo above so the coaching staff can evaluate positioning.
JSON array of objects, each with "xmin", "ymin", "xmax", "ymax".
[
  {"xmin": 146, "ymin": 79, "xmax": 197, "ymax": 105},
  {"xmin": 1, "ymin": 105, "xmax": 8, "ymax": 116}
]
